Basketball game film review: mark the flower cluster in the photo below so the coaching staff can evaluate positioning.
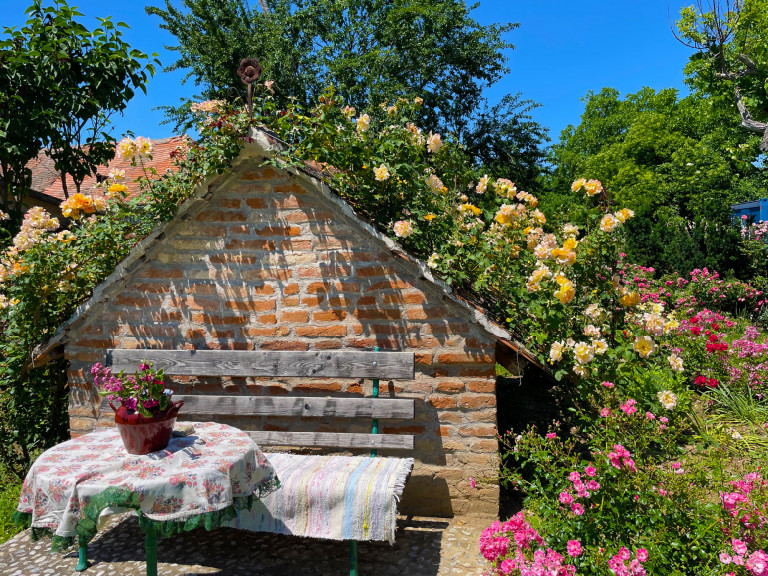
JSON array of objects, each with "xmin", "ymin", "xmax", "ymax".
[
  {"xmin": 116, "ymin": 136, "xmax": 153, "ymax": 161},
  {"xmin": 479, "ymin": 512, "xmax": 575, "ymax": 575},
  {"xmin": 60, "ymin": 192, "xmax": 107, "ymax": 220},
  {"xmin": 607, "ymin": 547, "xmax": 648, "ymax": 576},
  {"xmin": 190, "ymin": 99, "xmax": 225, "ymax": 115},
  {"xmin": 91, "ymin": 361, "xmax": 174, "ymax": 417}
]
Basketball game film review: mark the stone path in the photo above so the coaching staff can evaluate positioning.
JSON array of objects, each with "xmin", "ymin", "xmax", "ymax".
[{"xmin": 0, "ymin": 514, "xmax": 491, "ymax": 576}]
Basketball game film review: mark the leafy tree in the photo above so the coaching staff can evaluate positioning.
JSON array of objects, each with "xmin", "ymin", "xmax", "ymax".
[
  {"xmin": 545, "ymin": 87, "xmax": 766, "ymax": 275},
  {"xmin": 0, "ymin": 0, "xmax": 157, "ymax": 209},
  {"xmin": 675, "ymin": 0, "xmax": 768, "ymax": 150},
  {"xmin": 146, "ymin": 0, "xmax": 549, "ymax": 190}
]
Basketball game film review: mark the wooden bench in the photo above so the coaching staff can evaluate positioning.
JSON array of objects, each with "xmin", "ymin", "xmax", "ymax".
[{"xmin": 99, "ymin": 348, "xmax": 416, "ymax": 576}]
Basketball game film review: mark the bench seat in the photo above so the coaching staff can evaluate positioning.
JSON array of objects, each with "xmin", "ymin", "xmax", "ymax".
[{"xmin": 229, "ymin": 453, "xmax": 414, "ymax": 544}]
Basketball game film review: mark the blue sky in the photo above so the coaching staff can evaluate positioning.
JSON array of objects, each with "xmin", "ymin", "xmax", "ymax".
[{"xmin": 0, "ymin": 0, "xmax": 696, "ymax": 143}]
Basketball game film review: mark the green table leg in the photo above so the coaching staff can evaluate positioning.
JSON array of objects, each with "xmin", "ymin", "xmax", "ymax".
[
  {"xmin": 145, "ymin": 529, "xmax": 158, "ymax": 576},
  {"xmin": 75, "ymin": 535, "xmax": 88, "ymax": 571},
  {"xmin": 349, "ymin": 540, "xmax": 358, "ymax": 576}
]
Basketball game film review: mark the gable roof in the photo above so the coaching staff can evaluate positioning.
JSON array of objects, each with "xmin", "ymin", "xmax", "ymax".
[
  {"xmin": 31, "ymin": 127, "xmax": 544, "ymax": 372},
  {"xmin": 26, "ymin": 136, "xmax": 189, "ymax": 208}
]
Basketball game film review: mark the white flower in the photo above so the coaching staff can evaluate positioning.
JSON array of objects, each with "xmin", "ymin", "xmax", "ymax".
[
  {"xmin": 356, "ymin": 114, "xmax": 370, "ymax": 133},
  {"xmin": 373, "ymin": 164, "xmax": 390, "ymax": 181},
  {"xmin": 592, "ymin": 339, "xmax": 608, "ymax": 355},
  {"xmin": 667, "ymin": 353, "xmax": 684, "ymax": 372},
  {"xmin": 657, "ymin": 390, "xmax": 677, "ymax": 410},
  {"xmin": 584, "ymin": 324, "xmax": 601, "ymax": 338},
  {"xmin": 573, "ymin": 365, "xmax": 589, "ymax": 378},
  {"xmin": 476, "ymin": 174, "xmax": 490, "ymax": 195},
  {"xmin": 427, "ymin": 253, "xmax": 440, "ymax": 269},
  {"xmin": 573, "ymin": 342, "xmax": 594, "ymax": 365},
  {"xmin": 393, "ymin": 220, "xmax": 413, "ymax": 238},
  {"xmin": 108, "ymin": 169, "xmax": 126, "ymax": 182},
  {"xmin": 600, "ymin": 214, "xmax": 619, "ymax": 233},
  {"xmin": 584, "ymin": 304, "xmax": 603, "ymax": 320},
  {"xmin": 549, "ymin": 341, "xmax": 565, "ymax": 362},
  {"xmin": 427, "ymin": 132, "xmax": 443, "ymax": 153},
  {"xmin": 729, "ymin": 429, "xmax": 743, "ymax": 441}
]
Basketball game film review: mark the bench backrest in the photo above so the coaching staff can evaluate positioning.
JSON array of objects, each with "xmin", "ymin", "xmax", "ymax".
[{"xmin": 101, "ymin": 349, "xmax": 416, "ymax": 452}]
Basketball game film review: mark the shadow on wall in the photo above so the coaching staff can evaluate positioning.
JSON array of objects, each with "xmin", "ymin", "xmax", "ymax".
[{"xmin": 496, "ymin": 366, "xmax": 562, "ymax": 519}]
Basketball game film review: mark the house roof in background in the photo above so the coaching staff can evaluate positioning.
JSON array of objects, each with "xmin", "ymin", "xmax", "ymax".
[{"xmin": 27, "ymin": 136, "xmax": 189, "ymax": 206}]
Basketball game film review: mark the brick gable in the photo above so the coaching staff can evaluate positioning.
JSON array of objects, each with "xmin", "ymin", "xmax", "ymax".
[{"xmin": 62, "ymin": 146, "xmax": 521, "ymax": 517}]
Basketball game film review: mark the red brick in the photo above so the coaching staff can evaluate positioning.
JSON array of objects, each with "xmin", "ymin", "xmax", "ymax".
[
  {"xmin": 187, "ymin": 283, "xmax": 218, "ymax": 296},
  {"xmin": 282, "ymin": 296, "xmax": 300, "ymax": 306},
  {"xmin": 240, "ymin": 269, "xmax": 291, "ymax": 281},
  {"xmin": 281, "ymin": 310, "xmax": 309, "ymax": 323},
  {"xmin": 439, "ymin": 412, "xmax": 463, "ymax": 424},
  {"xmin": 260, "ymin": 341, "xmax": 309, "ymax": 351},
  {"xmin": 438, "ymin": 425, "xmax": 451, "ymax": 437},
  {"xmin": 355, "ymin": 266, "xmax": 398, "ymax": 278},
  {"xmin": 273, "ymin": 182, "xmax": 306, "ymax": 194},
  {"xmin": 437, "ymin": 352, "xmax": 493, "ymax": 365},
  {"xmin": 458, "ymin": 394, "xmax": 497, "ymax": 409},
  {"xmin": 367, "ymin": 280, "xmax": 415, "ymax": 290},
  {"xmin": 190, "ymin": 313, "xmax": 249, "ymax": 325},
  {"xmin": 196, "ymin": 210, "xmax": 247, "ymax": 222},
  {"xmin": 295, "ymin": 325, "xmax": 347, "ymax": 337},
  {"xmin": 224, "ymin": 239, "xmax": 275, "ymax": 251},
  {"xmin": 301, "ymin": 294, "xmax": 325, "ymax": 308},
  {"xmin": 280, "ymin": 240, "xmax": 313, "ymax": 251},
  {"xmin": 458, "ymin": 366, "xmax": 496, "ymax": 377},
  {"xmin": 217, "ymin": 198, "xmax": 241, "ymax": 209},
  {"xmin": 347, "ymin": 382, "xmax": 364, "ymax": 395},
  {"xmin": 139, "ymin": 267, "xmax": 184, "ymax": 279},
  {"xmin": 256, "ymin": 225, "xmax": 302, "ymax": 237},
  {"xmin": 242, "ymin": 327, "xmax": 291, "ymax": 337},
  {"xmin": 245, "ymin": 197, "xmax": 267, "ymax": 209},
  {"xmin": 428, "ymin": 396, "xmax": 457, "ymax": 409},
  {"xmin": 356, "ymin": 295, "xmax": 376, "ymax": 306},
  {"xmin": 240, "ymin": 167, "xmax": 282, "ymax": 180},
  {"xmin": 184, "ymin": 296, "xmax": 220, "ymax": 311},
  {"xmin": 407, "ymin": 307, "xmax": 449, "ymax": 321},
  {"xmin": 381, "ymin": 292, "xmax": 426, "ymax": 305},
  {"xmin": 129, "ymin": 282, "xmax": 169, "ymax": 294},
  {"xmin": 356, "ymin": 309, "xmax": 401, "ymax": 320},
  {"xmin": 415, "ymin": 352, "xmax": 432, "ymax": 365},
  {"xmin": 189, "ymin": 225, "xmax": 228, "ymax": 236},
  {"xmin": 382, "ymin": 425, "xmax": 426, "ymax": 435},
  {"xmin": 424, "ymin": 323, "xmax": 469, "ymax": 334},
  {"xmin": 326, "ymin": 295, "xmax": 352, "ymax": 306},
  {"xmin": 436, "ymin": 381, "xmax": 465, "ymax": 394},
  {"xmin": 225, "ymin": 300, "xmax": 276, "ymax": 312},
  {"xmin": 312, "ymin": 310, "xmax": 347, "ymax": 321},
  {"xmin": 312, "ymin": 340, "xmax": 343, "ymax": 350},
  {"xmin": 257, "ymin": 314, "xmax": 277, "ymax": 324},
  {"xmin": 404, "ymin": 336, "xmax": 439, "ymax": 348},
  {"xmin": 76, "ymin": 337, "xmax": 120, "ymax": 348},
  {"xmin": 468, "ymin": 380, "xmax": 496, "ymax": 393},
  {"xmin": 185, "ymin": 328, "xmax": 235, "ymax": 339},
  {"xmin": 459, "ymin": 425, "xmax": 497, "ymax": 437},
  {"xmin": 294, "ymin": 381, "xmax": 342, "ymax": 393},
  {"xmin": 252, "ymin": 284, "xmax": 275, "ymax": 295}
]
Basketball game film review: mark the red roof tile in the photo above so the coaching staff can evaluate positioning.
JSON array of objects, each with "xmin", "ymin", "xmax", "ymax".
[{"xmin": 28, "ymin": 136, "xmax": 189, "ymax": 206}]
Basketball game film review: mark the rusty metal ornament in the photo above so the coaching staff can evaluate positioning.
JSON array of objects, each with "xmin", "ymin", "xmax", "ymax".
[
  {"xmin": 237, "ymin": 58, "xmax": 263, "ymax": 84},
  {"xmin": 238, "ymin": 58, "xmax": 263, "ymax": 121}
]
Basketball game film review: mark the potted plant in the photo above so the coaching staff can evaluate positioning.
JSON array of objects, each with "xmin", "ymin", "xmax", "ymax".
[{"xmin": 91, "ymin": 360, "xmax": 184, "ymax": 455}]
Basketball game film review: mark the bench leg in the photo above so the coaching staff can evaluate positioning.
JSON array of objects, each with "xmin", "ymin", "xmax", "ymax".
[
  {"xmin": 349, "ymin": 540, "xmax": 358, "ymax": 576},
  {"xmin": 144, "ymin": 529, "xmax": 158, "ymax": 576},
  {"xmin": 75, "ymin": 535, "xmax": 88, "ymax": 571}
]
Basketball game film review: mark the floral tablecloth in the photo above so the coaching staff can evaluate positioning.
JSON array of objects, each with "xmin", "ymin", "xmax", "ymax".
[{"xmin": 16, "ymin": 422, "xmax": 279, "ymax": 544}]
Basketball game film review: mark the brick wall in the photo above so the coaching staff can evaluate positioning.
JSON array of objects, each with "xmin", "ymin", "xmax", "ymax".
[{"xmin": 66, "ymin": 161, "xmax": 504, "ymax": 517}]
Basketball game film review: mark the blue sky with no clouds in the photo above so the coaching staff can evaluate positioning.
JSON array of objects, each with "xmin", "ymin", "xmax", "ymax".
[{"xmin": 0, "ymin": 0, "xmax": 696, "ymax": 143}]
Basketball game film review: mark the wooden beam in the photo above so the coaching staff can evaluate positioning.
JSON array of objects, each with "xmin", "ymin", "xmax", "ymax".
[
  {"xmin": 99, "ymin": 394, "xmax": 415, "ymax": 419},
  {"xmin": 244, "ymin": 430, "xmax": 414, "ymax": 450},
  {"xmin": 105, "ymin": 349, "xmax": 414, "ymax": 380}
]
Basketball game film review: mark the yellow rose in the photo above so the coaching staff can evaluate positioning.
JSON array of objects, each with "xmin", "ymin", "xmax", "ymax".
[
  {"xmin": 634, "ymin": 336, "xmax": 657, "ymax": 359},
  {"xmin": 373, "ymin": 164, "xmax": 390, "ymax": 182},
  {"xmin": 619, "ymin": 291, "xmax": 641, "ymax": 307},
  {"xmin": 584, "ymin": 179, "xmax": 603, "ymax": 197},
  {"xmin": 600, "ymin": 214, "xmax": 619, "ymax": 233},
  {"xmin": 571, "ymin": 178, "xmax": 586, "ymax": 192},
  {"xmin": 554, "ymin": 280, "xmax": 575, "ymax": 304}
]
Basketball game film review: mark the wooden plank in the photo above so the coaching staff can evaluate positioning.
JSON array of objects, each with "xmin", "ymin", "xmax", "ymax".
[
  {"xmin": 99, "ymin": 394, "xmax": 415, "ymax": 419},
  {"xmin": 242, "ymin": 430, "xmax": 414, "ymax": 450},
  {"xmin": 105, "ymin": 349, "xmax": 414, "ymax": 380}
]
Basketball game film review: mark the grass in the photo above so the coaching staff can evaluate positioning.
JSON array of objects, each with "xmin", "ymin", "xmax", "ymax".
[{"xmin": 0, "ymin": 470, "xmax": 22, "ymax": 544}]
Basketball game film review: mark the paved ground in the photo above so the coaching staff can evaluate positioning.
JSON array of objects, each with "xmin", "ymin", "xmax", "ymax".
[{"xmin": 0, "ymin": 514, "xmax": 491, "ymax": 576}]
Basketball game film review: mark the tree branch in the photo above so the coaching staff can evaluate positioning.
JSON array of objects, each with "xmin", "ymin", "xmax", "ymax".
[
  {"xmin": 257, "ymin": 0, "xmax": 269, "ymax": 15},
  {"xmin": 734, "ymin": 87, "xmax": 768, "ymax": 151}
]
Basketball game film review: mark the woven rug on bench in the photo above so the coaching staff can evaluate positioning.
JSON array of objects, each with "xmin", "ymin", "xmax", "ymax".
[{"xmin": 227, "ymin": 454, "xmax": 414, "ymax": 544}]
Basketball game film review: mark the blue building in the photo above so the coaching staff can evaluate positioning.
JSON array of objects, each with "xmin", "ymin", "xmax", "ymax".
[{"xmin": 732, "ymin": 199, "xmax": 768, "ymax": 225}]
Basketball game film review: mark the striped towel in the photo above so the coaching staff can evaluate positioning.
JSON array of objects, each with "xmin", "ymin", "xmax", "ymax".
[{"xmin": 230, "ymin": 453, "xmax": 413, "ymax": 544}]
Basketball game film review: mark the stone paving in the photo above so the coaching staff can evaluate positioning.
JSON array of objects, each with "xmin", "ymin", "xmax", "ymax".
[{"xmin": 0, "ymin": 514, "xmax": 491, "ymax": 576}]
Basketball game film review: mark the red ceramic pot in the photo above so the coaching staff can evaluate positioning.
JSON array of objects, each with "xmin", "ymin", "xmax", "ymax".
[{"xmin": 110, "ymin": 399, "xmax": 184, "ymax": 455}]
